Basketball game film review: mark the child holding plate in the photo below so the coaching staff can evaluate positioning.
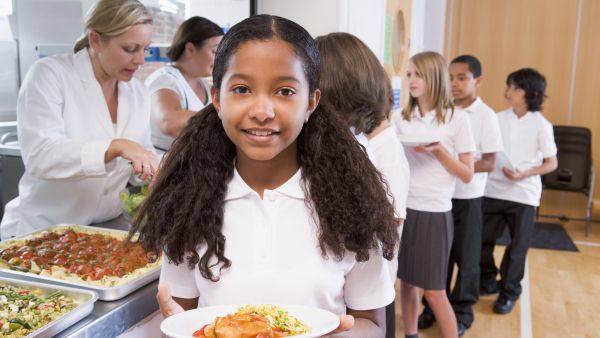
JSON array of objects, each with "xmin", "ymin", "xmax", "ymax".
[
  {"xmin": 392, "ymin": 51, "xmax": 475, "ymax": 338},
  {"xmin": 130, "ymin": 14, "xmax": 398, "ymax": 337},
  {"xmin": 315, "ymin": 32, "xmax": 409, "ymax": 338},
  {"xmin": 480, "ymin": 68, "xmax": 557, "ymax": 315}
]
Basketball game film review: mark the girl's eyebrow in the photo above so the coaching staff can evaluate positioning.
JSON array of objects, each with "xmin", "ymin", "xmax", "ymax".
[{"xmin": 228, "ymin": 73, "xmax": 301, "ymax": 85}]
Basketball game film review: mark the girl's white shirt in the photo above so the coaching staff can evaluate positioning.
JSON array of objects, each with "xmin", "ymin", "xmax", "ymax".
[
  {"xmin": 1, "ymin": 48, "xmax": 154, "ymax": 239},
  {"xmin": 160, "ymin": 168, "xmax": 395, "ymax": 315},
  {"xmin": 368, "ymin": 126, "xmax": 409, "ymax": 282},
  {"xmin": 145, "ymin": 65, "xmax": 210, "ymax": 150},
  {"xmin": 393, "ymin": 107, "xmax": 475, "ymax": 212}
]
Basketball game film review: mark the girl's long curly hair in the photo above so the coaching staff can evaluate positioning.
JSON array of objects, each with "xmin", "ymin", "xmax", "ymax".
[{"xmin": 129, "ymin": 15, "xmax": 399, "ymax": 282}]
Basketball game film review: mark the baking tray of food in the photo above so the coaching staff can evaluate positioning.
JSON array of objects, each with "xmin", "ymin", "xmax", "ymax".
[
  {"xmin": 0, "ymin": 224, "xmax": 161, "ymax": 301},
  {"xmin": 0, "ymin": 275, "xmax": 97, "ymax": 338}
]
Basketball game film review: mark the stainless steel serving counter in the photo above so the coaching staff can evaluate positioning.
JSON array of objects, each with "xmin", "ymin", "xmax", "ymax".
[{"xmin": 0, "ymin": 215, "xmax": 160, "ymax": 338}]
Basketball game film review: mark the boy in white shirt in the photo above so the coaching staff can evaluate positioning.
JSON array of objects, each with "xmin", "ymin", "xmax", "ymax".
[
  {"xmin": 418, "ymin": 55, "xmax": 503, "ymax": 336},
  {"xmin": 481, "ymin": 68, "xmax": 557, "ymax": 315}
]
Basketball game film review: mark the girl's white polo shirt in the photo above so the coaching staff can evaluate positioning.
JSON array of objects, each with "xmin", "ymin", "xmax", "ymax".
[
  {"xmin": 484, "ymin": 109, "xmax": 557, "ymax": 206},
  {"xmin": 393, "ymin": 108, "xmax": 475, "ymax": 212},
  {"xmin": 368, "ymin": 126, "xmax": 409, "ymax": 282},
  {"xmin": 160, "ymin": 169, "xmax": 395, "ymax": 316}
]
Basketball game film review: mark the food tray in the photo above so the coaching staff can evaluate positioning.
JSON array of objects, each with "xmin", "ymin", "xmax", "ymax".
[
  {"xmin": 0, "ymin": 224, "xmax": 161, "ymax": 301},
  {"xmin": 0, "ymin": 275, "xmax": 97, "ymax": 338}
]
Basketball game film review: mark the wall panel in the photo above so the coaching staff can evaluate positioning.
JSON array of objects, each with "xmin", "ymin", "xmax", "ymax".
[{"xmin": 445, "ymin": 0, "xmax": 600, "ymax": 222}]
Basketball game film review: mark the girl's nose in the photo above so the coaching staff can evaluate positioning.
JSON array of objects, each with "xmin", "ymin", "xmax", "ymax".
[{"xmin": 248, "ymin": 95, "xmax": 275, "ymax": 122}]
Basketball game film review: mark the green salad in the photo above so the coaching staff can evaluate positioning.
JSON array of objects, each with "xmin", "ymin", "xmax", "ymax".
[{"xmin": 119, "ymin": 184, "xmax": 149, "ymax": 220}]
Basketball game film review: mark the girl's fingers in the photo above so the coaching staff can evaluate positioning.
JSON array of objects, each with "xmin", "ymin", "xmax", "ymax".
[
  {"xmin": 330, "ymin": 314, "xmax": 355, "ymax": 334},
  {"xmin": 157, "ymin": 283, "xmax": 184, "ymax": 318}
]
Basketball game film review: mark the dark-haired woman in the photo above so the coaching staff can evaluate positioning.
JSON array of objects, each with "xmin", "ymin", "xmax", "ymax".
[
  {"xmin": 132, "ymin": 14, "xmax": 399, "ymax": 337},
  {"xmin": 145, "ymin": 16, "xmax": 223, "ymax": 151}
]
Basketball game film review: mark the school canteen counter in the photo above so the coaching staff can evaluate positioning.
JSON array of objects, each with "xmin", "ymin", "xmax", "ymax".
[{"xmin": 0, "ymin": 215, "xmax": 160, "ymax": 338}]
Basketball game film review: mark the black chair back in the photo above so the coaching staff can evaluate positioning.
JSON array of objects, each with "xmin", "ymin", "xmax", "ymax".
[{"xmin": 542, "ymin": 126, "xmax": 592, "ymax": 194}]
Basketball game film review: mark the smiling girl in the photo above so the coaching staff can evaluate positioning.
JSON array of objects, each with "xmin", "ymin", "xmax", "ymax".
[
  {"xmin": 131, "ymin": 15, "xmax": 399, "ymax": 337},
  {"xmin": 393, "ymin": 51, "xmax": 475, "ymax": 338}
]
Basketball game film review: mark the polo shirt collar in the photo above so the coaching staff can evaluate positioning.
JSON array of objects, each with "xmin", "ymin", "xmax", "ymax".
[
  {"xmin": 510, "ymin": 108, "xmax": 535, "ymax": 120},
  {"xmin": 411, "ymin": 107, "xmax": 437, "ymax": 124},
  {"xmin": 463, "ymin": 97, "xmax": 482, "ymax": 113},
  {"xmin": 225, "ymin": 167, "xmax": 305, "ymax": 201}
]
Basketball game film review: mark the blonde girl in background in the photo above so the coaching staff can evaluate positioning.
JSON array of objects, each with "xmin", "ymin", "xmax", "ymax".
[{"xmin": 393, "ymin": 51, "xmax": 475, "ymax": 338}]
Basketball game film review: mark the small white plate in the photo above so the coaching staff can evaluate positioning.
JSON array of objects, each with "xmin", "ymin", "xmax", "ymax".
[
  {"xmin": 160, "ymin": 304, "xmax": 340, "ymax": 338},
  {"xmin": 397, "ymin": 134, "xmax": 440, "ymax": 147}
]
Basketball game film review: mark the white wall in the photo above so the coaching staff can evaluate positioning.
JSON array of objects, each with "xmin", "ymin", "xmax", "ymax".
[
  {"xmin": 188, "ymin": 0, "xmax": 250, "ymax": 30},
  {"xmin": 423, "ymin": 0, "xmax": 446, "ymax": 53},
  {"xmin": 257, "ymin": 0, "xmax": 341, "ymax": 38},
  {"xmin": 257, "ymin": 0, "xmax": 386, "ymax": 62}
]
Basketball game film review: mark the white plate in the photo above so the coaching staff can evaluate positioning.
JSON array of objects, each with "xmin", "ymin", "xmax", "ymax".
[
  {"xmin": 496, "ymin": 151, "xmax": 515, "ymax": 171},
  {"xmin": 160, "ymin": 304, "xmax": 340, "ymax": 338},
  {"xmin": 397, "ymin": 134, "xmax": 440, "ymax": 146}
]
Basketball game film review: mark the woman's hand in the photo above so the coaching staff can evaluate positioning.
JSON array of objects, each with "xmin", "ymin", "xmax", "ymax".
[
  {"xmin": 157, "ymin": 283, "xmax": 184, "ymax": 318},
  {"xmin": 105, "ymin": 138, "xmax": 158, "ymax": 181}
]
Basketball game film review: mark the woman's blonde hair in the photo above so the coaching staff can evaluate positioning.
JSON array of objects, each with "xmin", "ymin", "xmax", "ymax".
[
  {"xmin": 401, "ymin": 51, "xmax": 453, "ymax": 123},
  {"xmin": 73, "ymin": 0, "xmax": 153, "ymax": 53}
]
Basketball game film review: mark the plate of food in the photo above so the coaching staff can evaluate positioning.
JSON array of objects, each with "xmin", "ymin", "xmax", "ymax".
[
  {"xmin": 160, "ymin": 304, "xmax": 340, "ymax": 338},
  {"xmin": 397, "ymin": 134, "xmax": 440, "ymax": 147}
]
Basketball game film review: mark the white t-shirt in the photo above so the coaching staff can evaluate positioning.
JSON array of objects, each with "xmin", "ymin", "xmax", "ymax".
[
  {"xmin": 453, "ymin": 97, "xmax": 504, "ymax": 199},
  {"xmin": 160, "ymin": 169, "xmax": 395, "ymax": 315},
  {"xmin": 145, "ymin": 65, "xmax": 210, "ymax": 150},
  {"xmin": 484, "ymin": 109, "xmax": 557, "ymax": 206},
  {"xmin": 393, "ymin": 107, "xmax": 475, "ymax": 212},
  {"xmin": 368, "ymin": 126, "xmax": 409, "ymax": 281}
]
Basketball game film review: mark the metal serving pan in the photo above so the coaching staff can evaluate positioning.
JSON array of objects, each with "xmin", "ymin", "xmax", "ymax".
[
  {"xmin": 0, "ymin": 224, "xmax": 161, "ymax": 301},
  {"xmin": 0, "ymin": 275, "xmax": 98, "ymax": 338}
]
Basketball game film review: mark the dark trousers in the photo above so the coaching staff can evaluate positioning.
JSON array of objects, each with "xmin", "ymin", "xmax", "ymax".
[
  {"xmin": 480, "ymin": 197, "xmax": 535, "ymax": 300},
  {"xmin": 423, "ymin": 198, "xmax": 482, "ymax": 327},
  {"xmin": 385, "ymin": 300, "xmax": 395, "ymax": 338}
]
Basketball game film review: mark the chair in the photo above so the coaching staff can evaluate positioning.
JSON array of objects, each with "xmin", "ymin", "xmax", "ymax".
[{"xmin": 539, "ymin": 125, "xmax": 596, "ymax": 237}]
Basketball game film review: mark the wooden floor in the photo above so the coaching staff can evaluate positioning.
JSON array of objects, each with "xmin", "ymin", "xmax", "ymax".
[{"xmin": 393, "ymin": 219, "xmax": 600, "ymax": 338}]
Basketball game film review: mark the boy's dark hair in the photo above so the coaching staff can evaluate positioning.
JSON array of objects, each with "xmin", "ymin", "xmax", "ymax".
[
  {"xmin": 129, "ymin": 15, "xmax": 399, "ymax": 282},
  {"xmin": 451, "ymin": 54, "xmax": 482, "ymax": 78},
  {"xmin": 166, "ymin": 16, "xmax": 224, "ymax": 61},
  {"xmin": 506, "ymin": 68, "xmax": 547, "ymax": 112},
  {"xmin": 316, "ymin": 32, "xmax": 392, "ymax": 134}
]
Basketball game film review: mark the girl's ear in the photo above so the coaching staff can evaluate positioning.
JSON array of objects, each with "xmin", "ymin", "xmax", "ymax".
[
  {"xmin": 305, "ymin": 89, "xmax": 321, "ymax": 122},
  {"xmin": 211, "ymin": 87, "xmax": 221, "ymax": 118}
]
